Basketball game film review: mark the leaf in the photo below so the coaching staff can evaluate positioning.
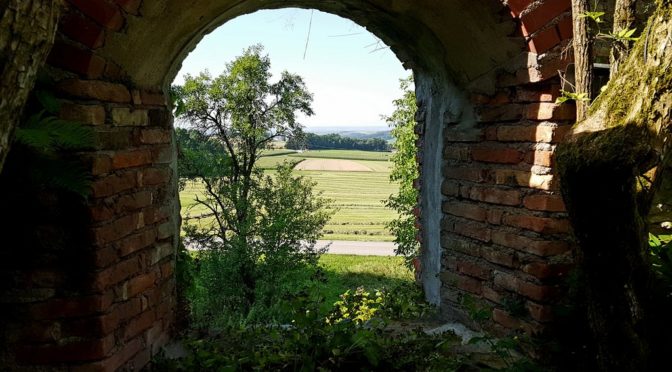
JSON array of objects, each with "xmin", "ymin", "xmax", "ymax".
[{"xmin": 35, "ymin": 89, "xmax": 61, "ymax": 114}]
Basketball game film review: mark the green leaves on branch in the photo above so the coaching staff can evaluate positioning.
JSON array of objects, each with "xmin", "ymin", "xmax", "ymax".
[
  {"xmin": 384, "ymin": 76, "xmax": 420, "ymax": 267},
  {"xmin": 555, "ymin": 90, "xmax": 591, "ymax": 105}
]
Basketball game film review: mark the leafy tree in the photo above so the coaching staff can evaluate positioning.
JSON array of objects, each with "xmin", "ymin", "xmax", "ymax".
[
  {"xmin": 174, "ymin": 45, "xmax": 331, "ymax": 324},
  {"xmin": 286, "ymin": 132, "xmax": 391, "ymax": 152},
  {"xmin": 384, "ymin": 77, "xmax": 419, "ymax": 267}
]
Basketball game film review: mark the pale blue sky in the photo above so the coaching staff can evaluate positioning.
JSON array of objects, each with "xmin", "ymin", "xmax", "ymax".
[{"xmin": 174, "ymin": 8, "xmax": 410, "ymax": 130}]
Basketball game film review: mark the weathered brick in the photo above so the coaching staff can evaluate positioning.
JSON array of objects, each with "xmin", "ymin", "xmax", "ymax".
[
  {"xmin": 95, "ymin": 256, "xmax": 141, "ymax": 290},
  {"xmin": 523, "ymin": 194, "xmax": 566, "ymax": 212},
  {"xmin": 124, "ymin": 309, "xmax": 155, "ymax": 340},
  {"xmin": 58, "ymin": 79, "xmax": 131, "ymax": 103},
  {"xmin": 112, "ymin": 149, "xmax": 152, "ymax": 169},
  {"xmin": 517, "ymin": 280, "xmax": 558, "ymax": 302},
  {"xmin": 528, "ymin": 26, "xmax": 561, "ymax": 54},
  {"xmin": 494, "ymin": 169, "xmax": 555, "ymax": 190},
  {"xmin": 492, "ymin": 308, "xmax": 521, "ymax": 330},
  {"xmin": 457, "ymin": 260, "xmax": 491, "ymax": 280},
  {"xmin": 441, "ymin": 180, "xmax": 460, "ymax": 196},
  {"xmin": 116, "ymin": 191, "xmax": 153, "ymax": 213},
  {"xmin": 502, "ymin": 214, "xmax": 571, "ymax": 234},
  {"xmin": 522, "ymin": 262, "xmax": 572, "ymax": 280},
  {"xmin": 525, "ymin": 150, "xmax": 554, "ymax": 167},
  {"xmin": 67, "ymin": 0, "xmax": 125, "ymax": 30},
  {"xmin": 444, "ymin": 166, "xmax": 487, "ymax": 182},
  {"xmin": 151, "ymin": 145, "xmax": 173, "ymax": 164},
  {"xmin": 157, "ymin": 222, "xmax": 174, "ymax": 240},
  {"xmin": 468, "ymin": 186, "xmax": 521, "ymax": 206},
  {"xmin": 443, "ymin": 201, "xmax": 487, "ymax": 222},
  {"xmin": 91, "ymin": 172, "xmax": 136, "ymax": 198},
  {"xmin": 525, "ymin": 102, "xmax": 575, "ymax": 121},
  {"xmin": 117, "ymin": 228, "xmax": 157, "ymax": 257},
  {"xmin": 90, "ymin": 155, "xmax": 112, "ymax": 176},
  {"xmin": 28, "ymin": 294, "xmax": 113, "ymax": 319},
  {"xmin": 514, "ymin": 86, "xmax": 557, "ymax": 103},
  {"xmin": 139, "ymin": 129, "xmax": 171, "ymax": 144},
  {"xmin": 520, "ymin": 0, "xmax": 571, "ymax": 34},
  {"xmin": 151, "ymin": 242, "xmax": 173, "ymax": 265},
  {"xmin": 93, "ymin": 213, "xmax": 142, "ymax": 245},
  {"xmin": 140, "ymin": 90, "xmax": 166, "ymax": 106},
  {"xmin": 472, "ymin": 146, "xmax": 523, "ymax": 164},
  {"xmin": 48, "ymin": 42, "xmax": 106, "ymax": 79},
  {"xmin": 526, "ymin": 301, "xmax": 554, "ymax": 322},
  {"xmin": 126, "ymin": 271, "xmax": 158, "ymax": 298},
  {"xmin": 115, "ymin": 0, "xmax": 142, "ymax": 14},
  {"xmin": 141, "ymin": 167, "xmax": 171, "ymax": 186},
  {"xmin": 481, "ymin": 246, "xmax": 517, "ymax": 268},
  {"xmin": 476, "ymin": 104, "xmax": 524, "ymax": 122},
  {"xmin": 17, "ymin": 334, "xmax": 115, "ymax": 364},
  {"xmin": 453, "ymin": 220, "xmax": 491, "ymax": 242},
  {"xmin": 441, "ymin": 234, "xmax": 481, "ymax": 256},
  {"xmin": 111, "ymin": 108, "xmax": 149, "ymax": 126},
  {"xmin": 60, "ymin": 11, "xmax": 106, "ymax": 49},
  {"xmin": 482, "ymin": 285, "xmax": 505, "ymax": 304},
  {"xmin": 491, "ymin": 230, "xmax": 571, "ymax": 256}
]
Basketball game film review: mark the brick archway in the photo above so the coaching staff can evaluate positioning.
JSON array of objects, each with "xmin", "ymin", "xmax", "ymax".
[{"xmin": 0, "ymin": 0, "xmax": 575, "ymax": 369}]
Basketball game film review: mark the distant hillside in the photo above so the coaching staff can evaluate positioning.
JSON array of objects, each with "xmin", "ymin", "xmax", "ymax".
[{"xmin": 339, "ymin": 130, "xmax": 393, "ymax": 141}]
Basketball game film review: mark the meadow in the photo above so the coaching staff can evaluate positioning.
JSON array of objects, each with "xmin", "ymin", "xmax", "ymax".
[{"xmin": 180, "ymin": 149, "xmax": 399, "ymax": 241}]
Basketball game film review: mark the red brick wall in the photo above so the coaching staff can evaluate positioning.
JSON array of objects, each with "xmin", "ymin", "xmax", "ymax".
[
  {"xmin": 438, "ymin": 0, "xmax": 576, "ymax": 335},
  {"xmin": 0, "ymin": 0, "xmax": 575, "ymax": 369},
  {"xmin": 0, "ymin": 1, "xmax": 176, "ymax": 370}
]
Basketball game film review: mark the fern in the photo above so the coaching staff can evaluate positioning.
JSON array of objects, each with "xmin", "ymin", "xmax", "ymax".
[
  {"xmin": 8, "ymin": 88, "xmax": 95, "ymax": 197},
  {"xmin": 16, "ymin": 111, "xmax": 94, "ymax": 152}
]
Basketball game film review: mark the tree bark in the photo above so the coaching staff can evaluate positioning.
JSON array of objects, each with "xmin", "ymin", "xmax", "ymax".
[
  {"xmin": 0, "ymin": 0, "xmax": 60, "ymax": 173},
  {"xmin": 571, "ymin": 0, "xmax": 594, "ymax": 121},
  {"xmin": 557, "ymin": 2, "xmax": 672, "ymax": 369},
  {"xmin": 611, "ymin": 0, "xmax": 638, "ymax": 77}
]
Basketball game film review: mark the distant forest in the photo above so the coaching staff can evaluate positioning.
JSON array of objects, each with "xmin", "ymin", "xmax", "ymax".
[{"xmin": 286, "ymin": 133, "xmax": 391, "ymax": 152}]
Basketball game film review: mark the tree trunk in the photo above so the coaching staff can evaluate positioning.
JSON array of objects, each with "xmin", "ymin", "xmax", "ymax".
[
  {"xmin": 611, "ymin": 0, "xmax": 638, "ymax": 77},
  {"xmin": 571, "ymin": 0, "xmax": 594, "ymax": 121},
  {"xmin": 0, "ymin": 0, "xmax": 60, "ymax": 173},
  {"xmin": 557, "ymin": 2, "xmax": 672, "ymax": 370}
]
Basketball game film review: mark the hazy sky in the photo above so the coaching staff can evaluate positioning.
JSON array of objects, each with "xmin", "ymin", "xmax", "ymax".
[{"xmin": 174, "ymin": 8, "xmax": 410, "ymax": 130}]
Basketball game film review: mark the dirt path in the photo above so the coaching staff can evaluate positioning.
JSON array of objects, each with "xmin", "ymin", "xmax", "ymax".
[{"xmin": 316, "ymin": 240, "xmax": 396, "ymax": 256}]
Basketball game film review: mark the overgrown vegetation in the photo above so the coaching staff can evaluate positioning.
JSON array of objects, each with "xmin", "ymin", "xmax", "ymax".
[
  {"xmin": 174, "ymin": 45, "xmax": 331, "ymax": 325},
  {"xmin": 385, "ymin": 76, "xmax": 420, "ymax": 267}
]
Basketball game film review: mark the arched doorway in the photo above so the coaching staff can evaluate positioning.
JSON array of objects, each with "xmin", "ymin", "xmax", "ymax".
[{"xmin": 0, "ymin": 1, "xmax": 577, "ymax": 369}]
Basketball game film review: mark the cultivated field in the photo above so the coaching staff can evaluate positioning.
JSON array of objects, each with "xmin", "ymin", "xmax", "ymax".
[{"xmin": 180, "ymin": 149, "xmax": 398, "ymax": 241}]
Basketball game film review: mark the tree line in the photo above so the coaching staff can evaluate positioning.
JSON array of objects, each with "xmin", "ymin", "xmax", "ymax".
[{"xmin": 286, "ymin": 132, "xmax": 391, "ymax": 152}]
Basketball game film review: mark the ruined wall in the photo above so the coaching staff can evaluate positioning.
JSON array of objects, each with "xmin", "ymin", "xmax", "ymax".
[
  {"xmin": 0, "ymin": 0, "xmax": 577, "ymax": 369},
  {"xmin": 438, "ymin": 0, "xmax": 576, "ymax": 334}
]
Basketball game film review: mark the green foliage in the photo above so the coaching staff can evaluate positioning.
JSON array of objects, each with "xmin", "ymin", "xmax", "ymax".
[
  {"xmin": 4, "ymin": 87, "xmax": 93, "ymax": 197},
  {"xmin": 175, "ymin": 45, "xmax": 332, "ymax": 326},
  {"xmin": 384, "ymin": 76, "xmax": 420, "ymax": 267},
  {"xmin": 555, "ymin": 90, "xmax": 591, "ymax": 105},
  {"xmin": 648, "ymin": 233, "xmax": 672, "ymax": 289},
  {"xmin": 579, "ymin": 11, "xmax": 606, "ymax": 24},
  {"xmin": 153, "ymin": 284, "xmax": 462, "ymax": 371}
]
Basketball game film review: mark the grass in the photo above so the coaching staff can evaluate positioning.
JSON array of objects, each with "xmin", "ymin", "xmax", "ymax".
[
  {"xmin": 316, "ymin": 254, "xmax": 413, "ymax": 306},
  {"xmin": 181, "ymin": 149, "xmax": 398, "ymax": 241},
  {"xmin": 256, "ymin": 149, "xmax": 392, "ymax": 170}
]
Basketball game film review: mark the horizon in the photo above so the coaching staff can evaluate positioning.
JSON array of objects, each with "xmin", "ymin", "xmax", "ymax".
[{"xmin": 174, "ymin": 8, "xmax": 411, "ymax": 129}]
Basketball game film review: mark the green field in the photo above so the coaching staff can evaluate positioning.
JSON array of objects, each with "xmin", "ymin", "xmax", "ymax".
[
  {"xmin": 180, "ymin": 149, "xmax": 398, "ymax": 241},
  {"xmin": 255, "ymin": 149, "xmax": 392, "ymax": 170}
]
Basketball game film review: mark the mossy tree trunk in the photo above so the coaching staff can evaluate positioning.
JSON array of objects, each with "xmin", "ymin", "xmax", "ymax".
[
  {"xmin": 557, "ymin": 1, "xmax": 672, "ymax": 369},
  {"xmin": 0, "ymin": 0, "xmax": 60, "ymax": 173}
]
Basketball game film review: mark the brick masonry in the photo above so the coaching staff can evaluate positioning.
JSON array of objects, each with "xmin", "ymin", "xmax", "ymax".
[{"xmin": 0, "ymin": 0, "xmax": 575, "ymax": 369}]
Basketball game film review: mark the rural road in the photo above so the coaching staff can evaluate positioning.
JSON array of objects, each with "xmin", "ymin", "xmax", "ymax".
[{"xmin": 316, "ymin": 240, "xmax": 396, "ymax": 256}]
